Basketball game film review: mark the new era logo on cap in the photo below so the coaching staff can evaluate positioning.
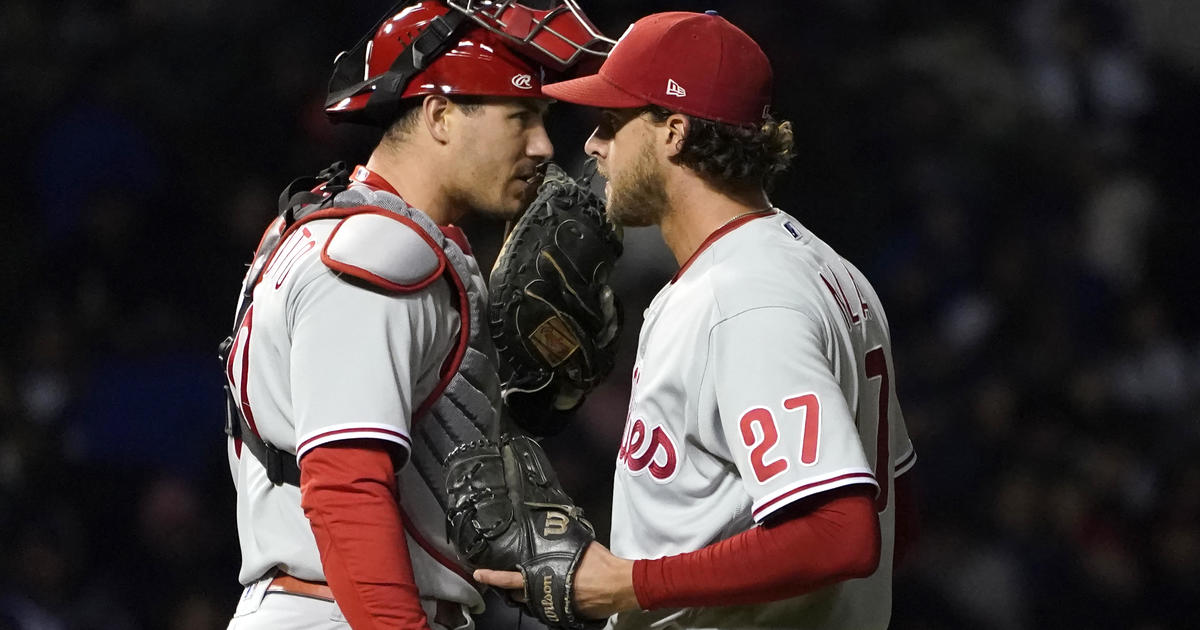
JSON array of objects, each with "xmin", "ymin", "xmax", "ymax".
[{"xmin": 666, "ymin": 78, "xmax": 687, "ymax": 97}]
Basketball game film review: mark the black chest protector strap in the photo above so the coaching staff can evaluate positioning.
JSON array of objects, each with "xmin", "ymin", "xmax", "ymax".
[{"xmin": 218, "ymin": 163, "xmax": 350, "ymax": 486}]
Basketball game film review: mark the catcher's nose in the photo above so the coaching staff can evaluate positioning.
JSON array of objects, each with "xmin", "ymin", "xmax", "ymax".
[{"xmin": 527, "ymin": 123, "xmax": 553, "ymax": 162}]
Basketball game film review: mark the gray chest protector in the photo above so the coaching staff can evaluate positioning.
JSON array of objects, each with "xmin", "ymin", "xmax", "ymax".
[{"xmin": 220, "ymin": 163, "xmax": 505, "ymax": 511}]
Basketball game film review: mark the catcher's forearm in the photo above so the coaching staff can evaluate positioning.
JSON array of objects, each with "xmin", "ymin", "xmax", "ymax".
[
  {"xmin": 301, "ymin": 441, "xmax": 431, "ymax": 629},
  {"xmin": 632, "ymin": 487, "xmax": 879, "ymax": 610}
]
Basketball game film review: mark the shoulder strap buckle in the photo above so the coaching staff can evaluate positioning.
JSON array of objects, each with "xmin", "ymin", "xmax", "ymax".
[{"xmin": 277, "ymin": 161, "xmax": 352, "ymax": 224}]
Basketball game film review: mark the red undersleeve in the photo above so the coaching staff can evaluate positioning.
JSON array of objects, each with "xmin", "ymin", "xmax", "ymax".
[
  {"xmin": 632, "ymin": 486, "xmax": 881, "ymax": 610},
  {"xmin": 300, "ymin": 440, "xmax": 429, "ymax": 629}
]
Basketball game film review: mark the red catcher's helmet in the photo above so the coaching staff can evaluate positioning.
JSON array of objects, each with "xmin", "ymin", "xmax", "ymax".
[{"xmin": 326, "ymin": 0, "xmax": 613, "ymax": 127}]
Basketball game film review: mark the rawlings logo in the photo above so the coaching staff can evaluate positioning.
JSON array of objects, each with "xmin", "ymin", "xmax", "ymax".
[
  {"xmin": 541, "ymin": 575, "xmax": 559, "ymax": 621},
  {"xmin": 531, "ymin": 316, "xmax": 579, "ymax": 367},
  {"xmin": 511, "ymin": 74, "xmax": 534, "ymax": 89}
]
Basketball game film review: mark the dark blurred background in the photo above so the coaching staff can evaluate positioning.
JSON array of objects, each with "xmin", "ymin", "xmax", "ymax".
[{"xmin": 2, "ymin": 0, "xmax": 1199, "ymax": 628}]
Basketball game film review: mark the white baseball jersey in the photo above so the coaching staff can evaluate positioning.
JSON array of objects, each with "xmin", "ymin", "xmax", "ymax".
[
  {"xmin": 609, "ymin": 209, "xmax": 916, "ymax": 630},
  {"xmin": 224, "ymin": 177, "xmax": 485, "ymax": 615}
]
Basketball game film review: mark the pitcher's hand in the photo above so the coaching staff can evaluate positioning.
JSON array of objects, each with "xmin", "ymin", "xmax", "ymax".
[{"xmin": 473, "ymin": 542, "xmax": 640, "ymax": 619}]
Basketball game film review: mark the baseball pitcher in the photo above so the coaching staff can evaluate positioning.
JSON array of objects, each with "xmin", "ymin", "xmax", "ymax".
[{"xmin": 477, "ymin": 11, "xmax": 920, "ymax": 630}]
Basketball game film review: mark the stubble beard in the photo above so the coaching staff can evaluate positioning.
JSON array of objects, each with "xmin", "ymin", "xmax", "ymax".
[
  {"xmin": 448, "ymin": 175, "xmax": 526, "ymax": 223},
  {"xmin": 605, "ymin": 141, "xmax": 668, "ymax": 228}
]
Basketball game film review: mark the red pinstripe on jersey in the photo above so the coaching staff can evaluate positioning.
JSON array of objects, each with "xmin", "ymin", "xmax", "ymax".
[
  {"xmin": 298, "ymin": 426, "xmax": 412, "ymax": 454},
  {"xmin": 751, "ymin": 471, "xmax": 876, "ymax": 520}
]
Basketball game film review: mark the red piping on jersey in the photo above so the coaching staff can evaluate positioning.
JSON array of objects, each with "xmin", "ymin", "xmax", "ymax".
[
  {"xmin": 226, "ymin": 304, "xmax": 260, "ymax": 443},
  {"xmin": 319, "ymin": 211, "xmax": 448, "ymax": 293},
  {"xmin": 398, "ymin": 504, "xmax": 476, "ymax": 584},
  {"xmin": 298, "ymin": 427, "xmax": 413, "ymax": 453},
  {"xmin": 751, "ymin": 471, "xmax": 876, "ymax": 519},
  {"xmin": 671, "ymin": 210, "xmax": 777, "ymax": 283}
]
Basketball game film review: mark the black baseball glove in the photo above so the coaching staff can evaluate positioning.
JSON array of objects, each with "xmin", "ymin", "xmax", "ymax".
[
  {"xmin": 446, "ymin": 435, "xmax": 599, "ymax": 629},
  {"xmin": 489, "ymin": 160, "xmax": 623, "ymax": 435}
]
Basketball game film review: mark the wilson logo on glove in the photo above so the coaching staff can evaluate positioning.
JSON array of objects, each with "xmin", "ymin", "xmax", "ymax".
[
  {"xmin": 542, "ymin": 575, "xmax": 559, "ymax": 622},
  {"xmin": 544, "ymin": 511, "xmax": 570, "ymax": 537}
]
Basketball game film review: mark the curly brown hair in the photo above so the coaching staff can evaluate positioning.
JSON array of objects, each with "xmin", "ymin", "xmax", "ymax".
[{"xmin": 643, "ymin": 106, "xmax": 795, "ymax": 192}]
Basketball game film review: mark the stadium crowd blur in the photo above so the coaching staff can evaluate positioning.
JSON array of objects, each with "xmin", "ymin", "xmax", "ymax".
[{"xmin": 2, "ymin": 0, "xmax": 1198, "ymax": 628}]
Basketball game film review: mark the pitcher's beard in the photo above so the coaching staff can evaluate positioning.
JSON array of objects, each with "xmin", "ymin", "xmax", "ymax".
[{"xmin": 605, "ymin": 142, "xmax": 668, "ymax": 228}]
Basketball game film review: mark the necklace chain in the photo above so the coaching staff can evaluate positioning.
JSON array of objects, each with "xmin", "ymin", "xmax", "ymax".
[{"xmin": 719, "ymin": 207, "xmax": 773, "ymax": 230}]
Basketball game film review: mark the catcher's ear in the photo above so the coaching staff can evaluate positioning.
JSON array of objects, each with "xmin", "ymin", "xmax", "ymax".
[
  {"xmin": 662, "ymin": 112, "xmax": 690, "ymax": 158},
  {"xmin": 421, "ymin": 95, "xmax": 453, "ymax": 145}
]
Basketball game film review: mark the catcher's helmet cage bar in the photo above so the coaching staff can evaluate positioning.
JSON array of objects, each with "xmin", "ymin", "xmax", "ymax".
[{"xmin": 446, "ymin": 0, "xmax": 615, "ymax": 69}]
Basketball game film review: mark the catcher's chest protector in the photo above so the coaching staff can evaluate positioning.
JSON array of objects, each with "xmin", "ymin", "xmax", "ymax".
[
  {"xmin": 223, "ymin": 177, "xmax": 505, "ymax": 508},
  {"xmin": 330, "ymin": 185, "xmax": 506, "ymax": 510}
]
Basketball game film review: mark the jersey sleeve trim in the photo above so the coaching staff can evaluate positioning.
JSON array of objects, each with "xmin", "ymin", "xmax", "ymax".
[
  {"xmin": 751, "ymin": 468, "xmax": 878, "ymax": 522},
  {"xmin": 895, "ymin": 448, "xmax": 917, "ymax": 477},
  {"xmin": 296, "ymin": 423, "xmax": 413, "ymax": 462}
]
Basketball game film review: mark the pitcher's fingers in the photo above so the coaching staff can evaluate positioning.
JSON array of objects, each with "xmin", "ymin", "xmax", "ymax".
[{"xmin": 473, "ymin": 569, "xmax": 526, "ymax": 591}]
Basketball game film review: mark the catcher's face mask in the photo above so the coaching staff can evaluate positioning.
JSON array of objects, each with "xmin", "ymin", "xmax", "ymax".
[
  {"xmin": 326, "ymin": 0, "xmax": 614, "ymax": 127},
  {"xmin": 446, "ymin": 0, "xmax": 614, "ymax": 70}
]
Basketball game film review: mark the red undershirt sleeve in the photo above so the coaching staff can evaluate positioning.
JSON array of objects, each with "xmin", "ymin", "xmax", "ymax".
[
  {"xmin": 300, "ymin": 439, "xmax": 429, "ymax": 630},
  {"xmin": 632, "ymin": 486, "xmax": 881, "ymax": 610}
]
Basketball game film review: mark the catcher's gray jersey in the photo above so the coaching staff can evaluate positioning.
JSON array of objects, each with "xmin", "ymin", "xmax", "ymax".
[{"xmin": 609, "ymin": 210, "xmax": 916, "ymax": 630}]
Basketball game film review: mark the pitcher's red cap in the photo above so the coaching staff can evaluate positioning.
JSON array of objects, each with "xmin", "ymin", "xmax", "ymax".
[{"xmin": 542, "ymin": 11, "xmax": 772, "ymax": 126}]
